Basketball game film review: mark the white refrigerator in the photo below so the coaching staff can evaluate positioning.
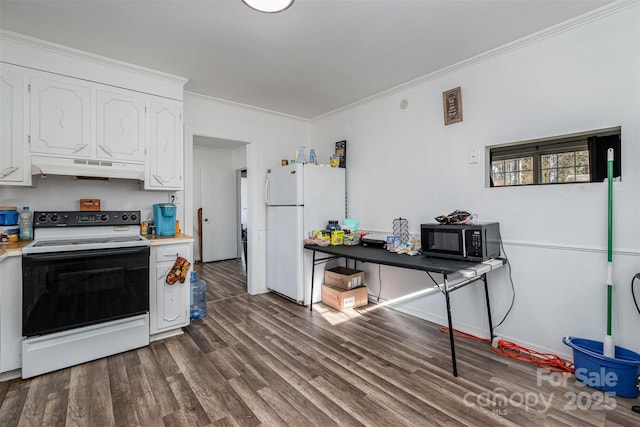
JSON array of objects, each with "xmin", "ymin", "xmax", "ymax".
[{"xmin": 266, "ymin": 163, "xmax": 346, "ymax": 305}]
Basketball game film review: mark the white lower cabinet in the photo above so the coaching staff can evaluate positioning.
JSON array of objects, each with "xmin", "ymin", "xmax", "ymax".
[
  {"xmin": 0, "ymin": 254, "xmax": 22, "ymax": 375},
  {"xmin": 149, "ymin": 242, "xmax": 193, "ymax": 340}
]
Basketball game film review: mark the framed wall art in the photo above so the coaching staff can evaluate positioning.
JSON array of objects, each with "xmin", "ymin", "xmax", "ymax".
[{"xmin": 443, "ymin": 86, "xmax": 463, "ymax": 125}]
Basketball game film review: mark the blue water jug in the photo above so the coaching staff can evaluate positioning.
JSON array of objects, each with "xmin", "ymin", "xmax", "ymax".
[{"xmin": 190, "ymin": 271, "xmax": 207, "ymax": 321}]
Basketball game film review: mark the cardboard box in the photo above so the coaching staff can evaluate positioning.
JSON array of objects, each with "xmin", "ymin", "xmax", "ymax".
[
  {"xmin": 324, "ymin": 266, "xmax": 365, "ymax": 290},
  {"xmin": 330, "ymin": 230, "xmax": 344, "ymax": 245},
  {"xmin": 80, "ymin": 199, "xmax": 101, "ymax": 211},
  {"xmin": 322, "ymin": 284, "xmax": 368, "ymax": 311}
]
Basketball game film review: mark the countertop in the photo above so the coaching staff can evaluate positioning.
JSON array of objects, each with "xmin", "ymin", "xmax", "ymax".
[
  {"xmin": 0, "ymin": 235, "xmax": 194, "ymax": 256},
  {"xmin": 146, "ymin": 234, "xmax": 194, "ymax": 245},
  {"xmin": 0, "ymin": 240, "xmax": 31, "ymax": 256}
]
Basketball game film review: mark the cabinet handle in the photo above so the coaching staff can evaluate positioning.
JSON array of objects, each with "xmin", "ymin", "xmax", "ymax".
[
  {"xmin": 72, "ymin": 143, "xmax": 88, "ymax": 154},
  {"xmin": 98, "ymin": 145, "xmax": 113, "ymax": 156},
  {"xmin": 58, "ymin": 108, "xmax": 65, "ymax": 128},
  {"xmin": 0, "ymin": 166, "xmax": 19, "ymax": 179}
]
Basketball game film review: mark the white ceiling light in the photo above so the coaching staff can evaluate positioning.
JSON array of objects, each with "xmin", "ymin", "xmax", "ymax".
[{"xmin": 242, "ymin": 0, "xmax": 295, "ymax": 13}]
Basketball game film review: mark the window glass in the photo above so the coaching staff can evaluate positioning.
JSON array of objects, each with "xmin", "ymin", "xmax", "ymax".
[{"xmin": 489, "ymin": 128, "xmax": 620, "ymax": 187}]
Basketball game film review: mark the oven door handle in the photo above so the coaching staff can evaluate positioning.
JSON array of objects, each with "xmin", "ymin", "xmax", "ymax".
[{"xmin": 23, "ymin": 246, "xmax": 149, "ymax": 261}]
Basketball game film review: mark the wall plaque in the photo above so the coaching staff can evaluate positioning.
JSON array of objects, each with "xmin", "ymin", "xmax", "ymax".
[{"xmin": 443, "ymin": 87, "xmax": 463, "ymax": 125}]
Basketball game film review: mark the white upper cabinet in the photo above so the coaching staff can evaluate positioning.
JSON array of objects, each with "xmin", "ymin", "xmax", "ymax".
[
  {"xmin": 96, "ymin": 90, "xmax": 147, "ymax": 163},
  {"xmin": 0, "ymin": 65, "xmax": 31, "ymax": 186},
  {"xmin": 145, "ymin": 100, "xmax": 183, "ymax": 190},
  {"xmin": 30, "ymin": 74, "xmax": 149, "ymax": 165},
  {"xmin": 29, "ymin": 75, "xmax": 92, "ymax": 158},
  {"xmin": 1, "ymin": 32, "xmax": 187, "ymax": 187}
]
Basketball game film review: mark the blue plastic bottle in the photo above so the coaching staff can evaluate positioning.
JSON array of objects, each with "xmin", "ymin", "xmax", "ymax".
[{"xmin": 190, "ymin": 271, "xmax": 207, "ymax": 321}]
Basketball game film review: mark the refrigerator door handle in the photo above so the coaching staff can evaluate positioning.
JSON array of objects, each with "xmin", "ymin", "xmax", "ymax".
[{"xmin": 265, "ymin": 176, "xmax": 270, "ymax": 205}]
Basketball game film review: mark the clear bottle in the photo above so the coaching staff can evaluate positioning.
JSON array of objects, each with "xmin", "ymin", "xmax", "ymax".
[
  {"xmin": 309, "ymin": 148, "xmax": 317, "ymax": 165},
  {"xmin": 19, "ymin": 206, "xmax": 33, "ymax": 240},
  {"xmin": 190, "ymin": 271, "xmax": 207, "ymax": 321},
  {"xmin": 296, "ymin": 146, "xmax": 307, "ymax": 164}
]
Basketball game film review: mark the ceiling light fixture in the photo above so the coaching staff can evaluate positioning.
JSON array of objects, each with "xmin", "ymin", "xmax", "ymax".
[{"xmin": 242, "ymin": 0, "xmax": 295, "ymax": 13}]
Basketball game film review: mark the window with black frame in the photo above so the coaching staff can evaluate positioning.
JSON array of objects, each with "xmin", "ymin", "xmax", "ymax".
[{"xmin": 489, "ymin": 127, "xmax": 621, "ymax": 187}]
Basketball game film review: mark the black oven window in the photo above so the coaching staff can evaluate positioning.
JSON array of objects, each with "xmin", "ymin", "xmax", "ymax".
[{"xmin": 22, "ymin": 247, "xmax": 150, "ymax": 337}]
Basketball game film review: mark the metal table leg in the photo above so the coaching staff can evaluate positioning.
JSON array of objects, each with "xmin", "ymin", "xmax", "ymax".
[
  {"xmin": 483, "ymin": 275, "xmax": 495, "ymax": 340},
  {"xmin": 310, "ymin": 250, "xmax": 316, "ymax": 312},
  {"xmin": 443, "ymin": 274, "xmax": 458, "ymax": 377}
]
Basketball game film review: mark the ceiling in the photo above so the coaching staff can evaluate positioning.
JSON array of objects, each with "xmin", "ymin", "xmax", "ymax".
[{"xmin": 0, "ymin": 0, "xmax": 615, "ymax": 119}]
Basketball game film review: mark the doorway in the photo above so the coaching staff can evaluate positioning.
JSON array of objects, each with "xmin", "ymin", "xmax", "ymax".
[
  {"xmin": 201, "ymin": 167, "xmax": 237, "ymax": 262},
  {"xmin": 192, "ymin": 136, "xmax": 248, "ymax": 268}
]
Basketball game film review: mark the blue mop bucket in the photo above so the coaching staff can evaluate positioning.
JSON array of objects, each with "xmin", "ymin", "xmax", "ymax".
[{"xmin": 563, "ymin": 336, "xmax": 640, "ymax": 398}]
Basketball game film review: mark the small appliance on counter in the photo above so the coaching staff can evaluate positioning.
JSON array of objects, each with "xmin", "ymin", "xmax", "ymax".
[
  {"xmin": 420, "ymin": 222, "xmax": 500, "ymax": 262},
  {"xmin": 153, "ymin": 203, "xmax": 177, "ymax": 236},
  {"xmin": 0, "ymin": 207, "xmax": 19, "ymax": 225}
]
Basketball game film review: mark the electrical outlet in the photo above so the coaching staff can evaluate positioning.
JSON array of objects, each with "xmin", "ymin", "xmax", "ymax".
[
  {"xmin": 169, "ymin": 191, "xmax": 183, "ymax": 204},
  {"xmin": 468, "ymin": 149, "xmax": 478, "ymax": 164}
]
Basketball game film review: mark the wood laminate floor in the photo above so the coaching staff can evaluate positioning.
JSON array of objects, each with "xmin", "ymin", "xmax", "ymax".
[{"xmin": 1, "ymin": 258, "xmax": 638, "ymax": 426}]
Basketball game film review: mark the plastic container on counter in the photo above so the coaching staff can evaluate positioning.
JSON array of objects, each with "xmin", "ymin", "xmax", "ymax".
[
  {"xmin": 326, "ymin": 220, "xmax": 341, "ymax": 232},
  {"xmin": 0, "ymin": 207, "xmax": 19, "ymax": 225},
  {"xmin": 19, "ymin": 206, "xmax": 33, "ymax": 240}
]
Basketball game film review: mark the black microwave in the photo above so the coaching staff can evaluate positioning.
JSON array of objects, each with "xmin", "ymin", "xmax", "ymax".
[{"xmin": 420, "ymin": 222, "xmax": 500, "ymax": 262}]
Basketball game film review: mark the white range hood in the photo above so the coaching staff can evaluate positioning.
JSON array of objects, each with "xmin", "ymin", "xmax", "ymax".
[{"xmin": 31, "ymin": 155, "xmax": 145, "ymax": 180}]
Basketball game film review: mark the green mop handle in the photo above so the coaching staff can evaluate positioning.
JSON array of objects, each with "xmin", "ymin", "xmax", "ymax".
[{"xmin": 606, "ymin": 148, "xmax": 614, "ymax": 336}]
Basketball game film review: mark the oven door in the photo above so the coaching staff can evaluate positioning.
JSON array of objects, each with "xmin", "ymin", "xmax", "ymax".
[{"xmin": 22, "ymin": 246, "xmax": 150, "ymax": 338}]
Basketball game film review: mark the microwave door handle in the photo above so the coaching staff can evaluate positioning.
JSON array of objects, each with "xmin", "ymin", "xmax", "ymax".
[{"xmin": 461, "ymin": 229, "xmax": 467, "ymax": 258}]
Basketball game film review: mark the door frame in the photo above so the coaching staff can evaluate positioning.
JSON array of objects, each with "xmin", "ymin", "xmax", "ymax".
[{"xmin": 184, "ymin": 128, "xmax": 254, "ymax": 293}]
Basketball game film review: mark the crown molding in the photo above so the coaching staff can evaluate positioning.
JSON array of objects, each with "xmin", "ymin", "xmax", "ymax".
[
  {"xmin": 0, "ymin": 29, "xmax": 188, "ymax": 86},
  {"xmin": 185, "ymin": 90, "xmax": 309, "ymax": 122}
]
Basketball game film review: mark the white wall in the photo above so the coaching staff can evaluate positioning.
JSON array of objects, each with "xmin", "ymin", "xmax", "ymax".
[
  {"xmin": 0, "ymin": 176, "xmax": 170, "ymax": 224},
  {"xmin": 310, "ymin": 4, "xmax": 640, "ymax": 358},
  {"xmin": 183, "ymin": 92, "xmax": 321, "ymax": 296}
]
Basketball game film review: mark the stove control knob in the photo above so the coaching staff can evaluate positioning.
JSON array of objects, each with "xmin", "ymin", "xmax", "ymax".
[
  {"xmin": 50, "ymin": 213, "xmax": 60, "ymax": 223},
  {"xmin": 37, "ymin": 213, "xmax": 48, "ymax": 223},
  {"xmin": 122, "ymin": 214, "xmax": 129, "ymax": 221},
  {"xmin": 130, "ymin": 213, "xmax": 138, "ymax": 221},
  {"xmin": 99, "ymin": 213, "xmax": 109, "ymax": 222}
]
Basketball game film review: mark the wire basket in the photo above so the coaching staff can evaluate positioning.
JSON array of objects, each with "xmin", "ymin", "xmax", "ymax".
[{"xmin": 392, "ymin": 217, "xmax": 410, "ymax": 243}]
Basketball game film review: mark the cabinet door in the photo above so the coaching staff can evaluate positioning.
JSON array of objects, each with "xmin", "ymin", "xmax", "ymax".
[
  {"xmin": 30, "ymin": 76, "xmax": 92, "ymax": 157},
  {"xmin": 96, "ymin": 90, "xmax": 147, "ymax": 163},
  {"xmin": 152, "ymin": 263, "xmax": 188, "ymax": 333},
  {"xmin": 150, "ymin": 244, "xmax": 191, "ymax": 334},
  {"xmin": 145, "ymin": 101, "xmax": 183, "ymax": 190},
  {"xmin": 0, "ymin": 256, "xmax": 22, "ymax": 372},
  {"xmin": 0, "ymin": 66, "xmax": 31, "ymax": 186}
]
